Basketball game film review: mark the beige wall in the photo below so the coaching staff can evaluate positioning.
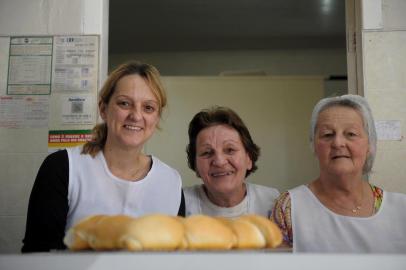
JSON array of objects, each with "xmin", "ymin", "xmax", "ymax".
[
  {"xmin": 361, "ymin": 0, "xmax": 406, "ymax": 193},
  {"xmin": 146, "ymin": 76, "xmax": 323, "ymax": 192}
]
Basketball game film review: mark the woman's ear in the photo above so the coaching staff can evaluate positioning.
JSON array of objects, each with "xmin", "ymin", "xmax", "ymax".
[
  {"xmin": 247, "ymin": 154, "xmax": 253, "ymax": 171},
  {"xmin": 99, "ymin": 102, "xmax": 107, "ymax": 121}
]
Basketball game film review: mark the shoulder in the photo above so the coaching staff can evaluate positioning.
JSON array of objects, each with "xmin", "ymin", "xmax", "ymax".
[
  {"xmin": 183, "ymin": 185, "xmax": 201, "ymax": 196},
  {"xmin": 247, "ymin": 182, "xmax": 280, "ymax": 197},
  {"xmin": 274, "ymin": 191, "xmax": 291, "ymax": 211},
  {"xmin": 183, "ymin": 184, "xmax": 203, "ymax": 216},
  {"xmin": 40, "ymin": 150, "xmax": 69, "ymax": 173},
  {"xmin": 150, "ymin": 156, "xmax": 173, "ymax": 169},
  {"xmin": 44, "ymin": 149, "xmax": 68, "ymax": 164},
  {"xmin": 271, "ymin": 191, "xmax": 293, "ymax": 246},
  {"xmin": 381, "ymin": 187, "xmax": 406, "ymax": 204},
  {"xmin": 34, "ymin": 149, "xmax": 69, "ymax": 192},
  {"xmin": 150, "ymin": 156, "xmax": 182, "ymax": 182},
  {"xmin": 65, "ymin": 145, "xmax": 83, "ymax": 156}
]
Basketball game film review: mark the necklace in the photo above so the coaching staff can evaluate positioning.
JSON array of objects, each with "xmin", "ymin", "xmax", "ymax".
[
  {"xmin": 331, "ymin": 184, "xmax": 364, "ymax": 214},
  {"xmin": 312, "ymin": 180, "xmax": 365, "ymax": 215}
]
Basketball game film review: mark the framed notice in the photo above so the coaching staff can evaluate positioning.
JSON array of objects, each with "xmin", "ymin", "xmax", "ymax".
[{"xmin": 7, "ymin": 36, "xmax": 53, "ymax": 95}]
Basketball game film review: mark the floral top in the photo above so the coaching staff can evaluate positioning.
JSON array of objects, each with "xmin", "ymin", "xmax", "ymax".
[{"xmin": 271, "ymin": 184, "xmax": 383, "ymax": 246}]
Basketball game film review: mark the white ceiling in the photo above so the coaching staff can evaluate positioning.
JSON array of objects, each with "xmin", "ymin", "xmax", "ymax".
[{"xmin": 109, "ymin": 0, "xmax": 346, "ymax": 53}]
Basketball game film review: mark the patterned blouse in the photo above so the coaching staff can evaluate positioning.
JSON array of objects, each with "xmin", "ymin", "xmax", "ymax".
[{"xmin": 271, "ymin": 184, "xmax": 383, "ymax": 246}]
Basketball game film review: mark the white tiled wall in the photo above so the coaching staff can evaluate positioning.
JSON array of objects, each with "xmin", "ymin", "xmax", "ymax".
[
  {"xmin": 362, "ymin": 0, "xmax": 406, "ymax": 193},
  {"xmin": 0, "ymin": 0, "xmax": 108, "ymax": 254}
]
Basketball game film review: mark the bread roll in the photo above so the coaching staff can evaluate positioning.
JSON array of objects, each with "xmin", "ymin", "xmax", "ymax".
[
  {"xmin": 181, "ymin": 215, "xmax": 236, "ymax": 250},
  {"xmin": 220, "ymin": 217, "xmax": 266, "ymax": 249},
  {"xmin": 63, "ymin": 215, "xmax": 105, "ymax": 250},
  {"xmin": 238, "ymin": 215, "xmax": 283, "ymax": 248},
  {"xmin": 87, "ymin": 215, "xmax": 134, "ymax": 250},
  {"xmin": 64, "ymin": 214, "xmax": 282, "ymax": 251},
  {"xmin": 121, "ymin": 214, "xmax": 185, "ymax": 251}
]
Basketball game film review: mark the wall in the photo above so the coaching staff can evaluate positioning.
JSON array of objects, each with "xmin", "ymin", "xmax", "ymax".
[
  {"xmin": 146, "ymin": 76, "xmax": 323, "ymax": 192},
  {"xmin": 361, "ymin": 0, "xmax": 406, "ymax": 193},
  {"xmin": 0, "ymin": 0, "xmax": 109, "ymax": 253}
]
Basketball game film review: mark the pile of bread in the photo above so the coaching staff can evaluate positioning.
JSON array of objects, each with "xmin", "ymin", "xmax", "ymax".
[{"xmin": 64, "ymin": 214, "xmax": 283, "ymax": 251}]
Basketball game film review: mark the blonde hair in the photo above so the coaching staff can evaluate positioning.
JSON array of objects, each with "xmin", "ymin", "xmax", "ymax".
[{"xmin": 82, "ymin": 61, "xmax": 167, "ymax": 157}]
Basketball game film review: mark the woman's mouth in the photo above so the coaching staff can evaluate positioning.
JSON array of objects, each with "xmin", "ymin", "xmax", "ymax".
[{"xmin": 124, "ymin": 124, "xmax": 142, "ymax": 131}]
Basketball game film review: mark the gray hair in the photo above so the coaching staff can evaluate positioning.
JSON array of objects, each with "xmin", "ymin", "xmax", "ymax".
[{"xmin": 309, "ymin": 94, "xmax": 377, "ymax": 175}]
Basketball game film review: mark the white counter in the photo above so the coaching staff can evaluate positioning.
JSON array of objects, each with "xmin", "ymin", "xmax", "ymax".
[{"xmin": 1, "ymin": 251, "xmax": 406, "ymax": 270}]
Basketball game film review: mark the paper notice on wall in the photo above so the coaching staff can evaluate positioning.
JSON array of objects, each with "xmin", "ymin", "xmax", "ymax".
[
  {"xmin": 60, "ymin": 94, "xmax": 95, "ymax": 125},
  {"xmin": 7, "ymin": 36, "xmax": 53, "ymax": 95},
  {"xmin": 48, "ymin": 129, "xmax": 93, "ymax": 150},
  {"xmin": 375, "ymin": 120, "xmax": 402, "ymax": 141},
  {"xmin": 0, "ymin": 95, "xmax": 49, "ymax": 128},
  {"xmin": 52, "ymin": 36, "xmax": 98, "ymax": 92}
]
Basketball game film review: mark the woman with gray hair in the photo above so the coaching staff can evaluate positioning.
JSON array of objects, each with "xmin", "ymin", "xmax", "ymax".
[{"xmin": 272, "ymin": 94, "xmax": 406, "ymax": 253}]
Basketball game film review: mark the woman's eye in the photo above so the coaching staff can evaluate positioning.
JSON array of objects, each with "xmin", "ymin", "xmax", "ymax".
[
  {"xmin": 118, "ymin": 100, "xmax": 130, "ymax": 107},
  {"xmin": 199, "ymin": 151, "xmax": 212, "ymax": 157},
  {"xmin": 321, "ymin": 133, "xmax": 333, "ymax": 138},
  {"xmin": 225, "ymin": 148, "xmax": 236, "ymax": 154},
  {"xmin": 144, "ymin": 104, "xmax": 156, "ymax": 113}
]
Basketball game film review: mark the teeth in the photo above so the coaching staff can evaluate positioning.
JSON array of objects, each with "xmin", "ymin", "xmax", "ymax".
[
  {"xmin": 124, "ymin": 125, "xmax": 141, "ymax": 131},
  {"xmin": 211, "ymin": 172, "xmax": 232, "ymax": 177}
]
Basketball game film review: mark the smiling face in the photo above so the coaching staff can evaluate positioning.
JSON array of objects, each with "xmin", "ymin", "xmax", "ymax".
[
  {"xmin": 100, "ymin": 74, "xmax": 160, "ymax": 151},
  {"xmin": 314, "ymin": 106, "xmax": 369, "ymax": 178},
  {"xmin": 195, "ymin": 124, "xmax": 253, "ymax": 198}
]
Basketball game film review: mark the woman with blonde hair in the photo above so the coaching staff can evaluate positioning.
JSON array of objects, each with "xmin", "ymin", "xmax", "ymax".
[{"xmin": 22, "ymin": 61, "xmax": 184, "ymax": 252}]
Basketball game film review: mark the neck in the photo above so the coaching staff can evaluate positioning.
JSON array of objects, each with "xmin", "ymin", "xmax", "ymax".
[
  {"xmin": 310, "ymin": 175, "xmax": 372, "ymax": 216},
  {"xmin": 314, "ymin": 176, "xmax": 364, "ymax": 197},
  {"xmin": 203, "ymin": 184, "xmax": 246, "ymax": 208},
  {"xmin": 319, "ymin": 170, "xmax": 365, "ymax": 192},
  {"xmin": 103, "ymin": 143, "xmax": 148, "ymax": 181}
]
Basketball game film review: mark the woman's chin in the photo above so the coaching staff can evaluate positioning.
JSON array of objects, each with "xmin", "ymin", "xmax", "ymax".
[{"xmin": 324, "ymin": 167, "xmax": 358, "ymax": 178}]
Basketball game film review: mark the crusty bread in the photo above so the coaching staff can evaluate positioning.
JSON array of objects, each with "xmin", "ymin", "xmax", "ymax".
[
  {"xmin": 220, "ymin": 217, "xmax": 266, "ymax": 249},
  {"xmin": 64, "ymin": 214, "xmax": 282, "ymax": 251},
  {"xmin": 63, "ymin": 215, "xmax": 105, "ymax": 250},
  {"xmin": 121, "ymin": 214, "xmax": 185, "ymax": 251},
  {"xmin": 238, "ymin": 215, "xmax": 283, "ymax": 248},
  {"xmin": 181, "ymin": 215, "xmax": 236, "ymax": 250},
  {"xmin": 87, "ymin": 215, "xmax": 134, "ymax": 250}
]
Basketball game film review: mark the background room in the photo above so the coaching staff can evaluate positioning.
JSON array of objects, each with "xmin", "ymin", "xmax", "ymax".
[{"xmin": 108, "ymin": 0, "xmax": 347, "ymax": 191}]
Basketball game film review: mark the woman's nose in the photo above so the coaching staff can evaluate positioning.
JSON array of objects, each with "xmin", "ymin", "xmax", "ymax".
[
  {"xmin": 129, "ymin": 106, "xmax": 142, "ymax": 121},
  {"xmin": 332, "ymin": 134, "xmax": 345, "ymax": 147},
  {"xmin": 211, "ymin": 153, "xmax": 227, "ymax": 166}
]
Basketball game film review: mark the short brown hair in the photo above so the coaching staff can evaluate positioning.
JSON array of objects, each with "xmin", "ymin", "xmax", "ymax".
[
  {"xmin": 82, "ymin": 61, "xmax": 166, "ymax": 156},
  {"xmin": 186, "ymin": 106, "xmax": 260, "ymax": 177}
]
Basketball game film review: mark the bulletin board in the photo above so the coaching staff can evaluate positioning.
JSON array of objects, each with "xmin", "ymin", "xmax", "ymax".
[{"xmin": 0, "ymin": 35, "xmax": 99, "ymax": 151}]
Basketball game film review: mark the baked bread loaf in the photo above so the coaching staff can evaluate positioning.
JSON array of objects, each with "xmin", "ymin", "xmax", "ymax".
[
  {"xmin": 219, "ymin": 217, "xmax": 267, "ymax": 249},
  {"xmin": 64, "ymin": 215, "xmax": 105, "ymax": 250},
  {"xmin": 238, "ymin": 214, "xmax": 283, "ymax": 248},
  {"xmin": 180, "ymin": 215, "xmax": 236, "ymax": 250},
  {"xmin": 64, "ymin": 214, "xmax": 282, "ymax": 251},
  {"xmin": 121, "ymin": 214, "xmax": 185, "ymax": 251}
]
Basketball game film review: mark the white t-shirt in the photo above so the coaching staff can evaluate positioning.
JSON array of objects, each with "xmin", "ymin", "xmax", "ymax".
[
  {"xmin": 184, "ymin": 183, "xmax": 279, "ymax": 218},
  {"xmin": 290, "ymin": 185, "xmax": 406, "ymax": 253},
  {"xmin": 65, "ymin": 146, "xmax": 182, "ymax": 231}
]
